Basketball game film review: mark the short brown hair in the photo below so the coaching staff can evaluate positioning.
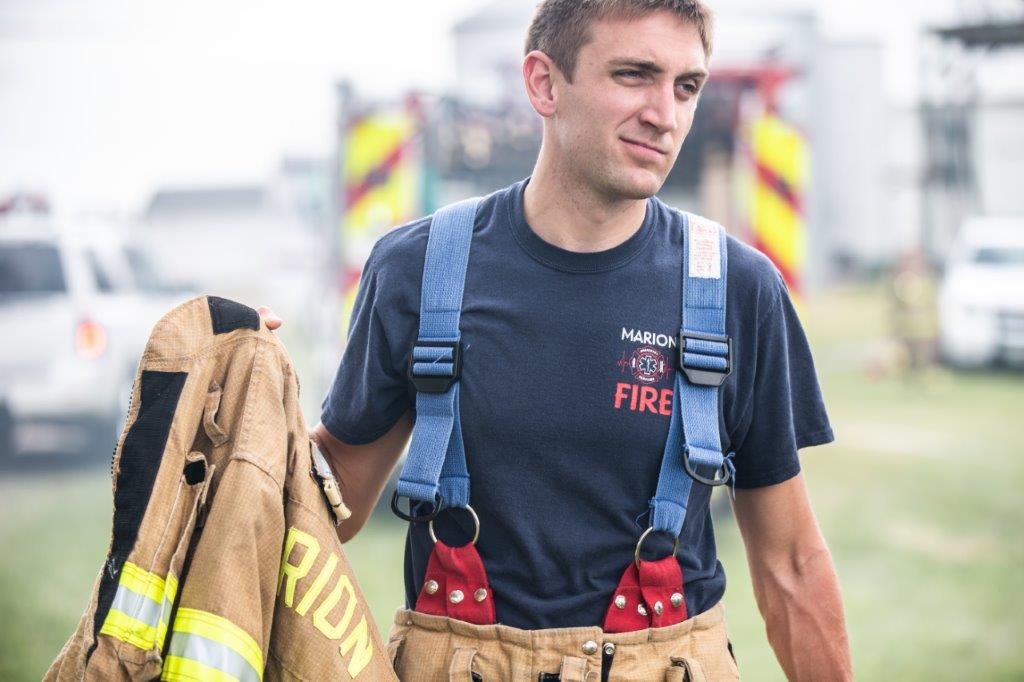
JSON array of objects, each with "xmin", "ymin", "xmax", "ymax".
[{"xmin": 525, "ymin": 0, "xmax": 715, "ymax": 83}]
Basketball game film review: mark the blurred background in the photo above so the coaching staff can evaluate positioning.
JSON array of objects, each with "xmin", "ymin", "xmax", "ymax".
[{"xmin": 1, "ymin": 0, "xmax": 1022, "ymax": 679}]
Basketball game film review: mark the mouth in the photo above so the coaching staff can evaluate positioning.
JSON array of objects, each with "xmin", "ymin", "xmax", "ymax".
[{"xmin": 620, "ymin": 137, "xmax": 669, "ymax": 159}]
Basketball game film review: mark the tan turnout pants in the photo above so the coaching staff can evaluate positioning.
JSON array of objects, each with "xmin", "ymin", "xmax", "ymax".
[{"xmin": 386, "ymin": 601, "xmax": 740, "ymax": 681}]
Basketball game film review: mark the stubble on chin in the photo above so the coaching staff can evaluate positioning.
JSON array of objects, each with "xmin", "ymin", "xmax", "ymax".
[
  {"xmin": 563, "ymin": 138, "xmax": 667, "ymax": 203},
  {"xmin": 598, "ymin": 166, "xmax": 666, "ymax": 202}
]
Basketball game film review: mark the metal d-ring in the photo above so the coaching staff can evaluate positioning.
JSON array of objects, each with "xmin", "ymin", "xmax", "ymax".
[
  {"xmin": 634, "ymin": 526, "xmax": 681, "ymax": 569},
  {"xmin": 682, "ymin": 447, "xmax": 731, "ymax": 487},
  {"xmin": 390, "ymin": 489, "xmax": 444, "ymax": 523},
  {"xmin": 429, "ymin": 504, "xmax": 481, "ymax": 547}
]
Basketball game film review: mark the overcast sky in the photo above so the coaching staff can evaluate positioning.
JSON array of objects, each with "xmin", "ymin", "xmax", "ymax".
[{"xmin": 0, "ymin": 0, "xmax": 995, "ymax": 212}]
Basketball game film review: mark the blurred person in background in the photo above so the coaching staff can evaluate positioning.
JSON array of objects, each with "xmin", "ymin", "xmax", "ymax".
[
  {"xmin": 265, "ymin": 0, "xmax": 851, "ymax": 679},
  {"xmin": 889, "ymin": 250, "xmax": 938, "ymax": 376}
]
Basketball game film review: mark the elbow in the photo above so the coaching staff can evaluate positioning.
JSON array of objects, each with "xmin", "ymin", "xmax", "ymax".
[
  {"xmin": 752, "ymin": 540, "xmax": 835, "ymax": 607},
  {"xmin": 335, "ymin": 502, "xmax": 375, "ymax": 543},
  {"xmin": 336, "ymin": 522, "xmax": 362, "ymax": 545},
  {"xmin": 334, "ymin": 502, "xmax": 374, "ymax": 544}
]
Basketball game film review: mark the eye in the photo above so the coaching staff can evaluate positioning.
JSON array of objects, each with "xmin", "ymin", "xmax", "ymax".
[
  {"xmin": 677, "ymin": 81, "xmax": 699, "ymax": 96},
  {"xmin": 615, "ymin": 69, "xmax": 645, "ymax": 80}
]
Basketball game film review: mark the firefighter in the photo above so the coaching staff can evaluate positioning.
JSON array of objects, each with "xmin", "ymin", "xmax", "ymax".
[{"xmin": 263, "ymin": 1, "xmax": 852, "ymax": 679}]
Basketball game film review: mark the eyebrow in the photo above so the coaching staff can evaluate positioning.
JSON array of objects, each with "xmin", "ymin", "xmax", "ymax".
[{"xmin": 607, "ymin": 58, "xmax": 708, "ymax": 82}]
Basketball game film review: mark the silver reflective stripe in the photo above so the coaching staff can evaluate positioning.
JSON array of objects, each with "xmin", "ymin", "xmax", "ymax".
[
  {"xmin": 110, "ymin": 582, "xmax": 173, "ymax": 629},
  {"xmin": 110, "ymin": 584, "xmax": 162, "ymax": 627},
  {"xmin": 167, "ymin": 632, "xmax": 262, "ymax": 682}
]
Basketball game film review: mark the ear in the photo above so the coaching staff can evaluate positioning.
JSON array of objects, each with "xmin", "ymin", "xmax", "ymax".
[{"xmin": 523, "ymin": 50, "xmax": 559, "ymax": 118}]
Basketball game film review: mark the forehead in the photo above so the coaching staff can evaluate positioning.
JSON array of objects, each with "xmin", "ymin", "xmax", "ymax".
[{"xmin": 580, "ymin": 10, "xmax": 708, "ymax": 73}]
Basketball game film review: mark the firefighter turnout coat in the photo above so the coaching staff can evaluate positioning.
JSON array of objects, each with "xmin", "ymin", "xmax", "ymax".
[{"xmin": 46, "ymin": 295, "xmax": 398, "ymax": 681}]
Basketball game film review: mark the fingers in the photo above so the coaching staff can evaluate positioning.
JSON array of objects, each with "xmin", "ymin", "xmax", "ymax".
[{"xmin": 256, "ymin": 305, "xmax": 283, "ymax": 330}]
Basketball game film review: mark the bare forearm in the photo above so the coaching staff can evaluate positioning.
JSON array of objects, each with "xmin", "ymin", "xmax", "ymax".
[
  {"xmin": 750, "ymin": 544, "xmax": 852, "ymax": 681},
  {"xmin": 733, "ymin": 476, "xmax": 852, "ymax": 680},
  {"xmin": 310, "ymin": 428, "xmax": 374, "ymax": 543},
  {"xmin": 310, "ymin": 415, "xmax": 412, "ymax": 544},
  {"xmin": 323, "ymin": 445, "xmax": 388, "ymax": 544}
]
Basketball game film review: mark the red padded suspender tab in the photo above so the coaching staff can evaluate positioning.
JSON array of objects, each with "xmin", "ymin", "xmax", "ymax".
[
  {"xmin": 638, "ymin": 556, "xmax": 687, "ymax": 627},
  {"xmin": 603, "ymin": 562, "xmax": 648, "ymax": 633},
  {"xmin": 415, "ymin": 541, "xmax": 496, "ymax": 625},
  {"xmin": 602, "ymin": 556, "xmax": 686, "ymax": 632}
]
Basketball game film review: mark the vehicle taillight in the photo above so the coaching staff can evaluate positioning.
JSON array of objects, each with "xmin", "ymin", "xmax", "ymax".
[{"xmin": 75, "ymin": 319, "xmax": 108, "ymax": 359}]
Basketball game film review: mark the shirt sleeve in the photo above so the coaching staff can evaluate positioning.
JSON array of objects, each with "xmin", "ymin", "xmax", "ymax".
[
  {"xmin": 319, "ymin": 243, "xmax": 412, "ymax": 445},
  {"xmin": 729, "ymin": 271, "xmax": 834, "ymax": 488}
]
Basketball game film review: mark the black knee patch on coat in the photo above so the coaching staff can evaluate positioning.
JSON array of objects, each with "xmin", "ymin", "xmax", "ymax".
[
  {"xmin": 208, "ymin": 296, "xmax": 260, "ymax": 334},
  {"xmin": 91, "ymin": 370, "xmax": 188, "ymax": 643}
]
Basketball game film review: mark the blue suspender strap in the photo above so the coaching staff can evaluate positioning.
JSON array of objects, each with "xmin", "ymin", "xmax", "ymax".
[
  {"xmin": 650, "ymin": 213, "xmax": 732, "ymax": 537},
  {"xmin": 393, "ymin": 198, "xmax": 480, "ymax": 515}
]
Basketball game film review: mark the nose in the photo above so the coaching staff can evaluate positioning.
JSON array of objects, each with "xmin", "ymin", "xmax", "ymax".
[{"xmin": 638, "ymin": 83, "xmax": 678, "ymax": 134}]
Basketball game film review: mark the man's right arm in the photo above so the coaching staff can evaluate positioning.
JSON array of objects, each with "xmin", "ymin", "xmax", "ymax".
[
  {"xmin": 256, "ymin": 304, "xmax": 413, "ymax": 543},
  {"xmin": 310, "ymin": 413, "xmax": 414, "ymax": 544}
]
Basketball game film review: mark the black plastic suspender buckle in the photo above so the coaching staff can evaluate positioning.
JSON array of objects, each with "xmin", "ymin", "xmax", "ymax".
[
  {"xmin": 407, "ymin": 339, "xmax": 462, "ymax": 394},
  {"xmin": 678, "ymin": 331, "xmax": 732, "ymax": 387}
]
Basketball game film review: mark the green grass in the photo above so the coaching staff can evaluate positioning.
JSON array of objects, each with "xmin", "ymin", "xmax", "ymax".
[
  {"xmin": 0, "ymin": 468, "xmax": 111, "ymax": 681},
  {"xmin": 1, "ymin": 285, "xmax": 1022, "ymax": 680},
  {"xmin": 716, "ymin": 286, "xmax": 1024, "ymax": 680},
  {"xmin": 344, "ymin": 516, "xmax": 409, "ymax": 638}
]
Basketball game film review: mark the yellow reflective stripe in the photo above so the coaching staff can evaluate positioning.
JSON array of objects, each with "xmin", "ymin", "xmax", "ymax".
[
  {"xmin": 99, "ymin": 563, "xmax": 178, "ymax": 651},
  {"xmin": 171, "ymin": 608, "xmax": 263, "ymax": 678},
  {"xmin": 119, "ymin": 561, "xmax": 170, "ymax": 604},
  {"xmin": 100, "ymin": 608, "xmax": 165, "ymax": 650},
  {"xmin": 162, "ymin": 655, "xmax": 239, "ymax": 682},
  {"xmin": 752, "ymin": 183, "xmax": 804, "ymax": 272},
  {"xmin": 344, "ymin": 113, "xmax": 414, "ymax": 181},
  {"xmin": 165, "ymin": 572, "xmax": 179, "ymax": 604},
  {"xmin": 752, "ymin": 115, "xmax": 809, "ymax": 188}
]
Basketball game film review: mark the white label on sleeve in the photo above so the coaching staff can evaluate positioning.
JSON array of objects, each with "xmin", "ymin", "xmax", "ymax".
[{"xmin": 688, "ymin": 217, "xmax": 721, "ymax": 279}]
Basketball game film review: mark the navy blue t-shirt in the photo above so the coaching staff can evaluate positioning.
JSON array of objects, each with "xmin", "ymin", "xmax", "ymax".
[{"xmin": 321, "ymin": 178, "xmax": 834, "ymax": 629}]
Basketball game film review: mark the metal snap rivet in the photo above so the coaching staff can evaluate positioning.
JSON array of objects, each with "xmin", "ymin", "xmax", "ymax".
[
  {"xmin": 614, "ymin": 594, "xmax": 627, "ymax": 609},
  {"xmin": 581, "ymin": 640, "xmax": 598, "ymax": 655},
  {"xmin": 653, "ymin": 600, "xmax": 664, "ymax": 615},
  {"xmin": 449, "ymin": 589, "xmax": 464, "ymax": 604},
  {"xmin": 424, "ymin": 580, "xmax": 439, "ymax": 595},
  {"xmin": 474, "ymin": 588, "xmax": 488, "ymax": 602},
  {"xmin": 671, "ymin": 592, "xmax": 683, "ymax": 608},
  {"xmin": 637, "ymin": 603, "xmax": 648, "ymax": 617},
  {"xmin": 603, "ymin": 642, "xmax": 616, "ymax": 656}
]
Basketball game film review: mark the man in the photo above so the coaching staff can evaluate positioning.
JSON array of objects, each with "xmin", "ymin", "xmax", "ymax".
[{"xmin": 262, "ymin": 1, "xmax": 852, "ymax": 678}]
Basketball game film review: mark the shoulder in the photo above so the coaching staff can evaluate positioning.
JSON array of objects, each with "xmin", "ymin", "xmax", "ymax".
[
  {"xmin": 657, "ymin": 203, "xmax": 788, "ymax": 323},
  {"xmin": 725, "ymin": 233, "xmax": 788, "ymax": 320},
  {"xmin": 368, "ymin": 184, "xmax": 513, "ymax": 279},
  {"xmin": 367, "ymin": 215, "xmax": 432, "ymax": 277}
]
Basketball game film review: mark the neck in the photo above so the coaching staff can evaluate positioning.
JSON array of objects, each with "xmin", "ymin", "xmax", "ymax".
[{"xmin": 524, "ymin": 143, "xmax": 649, "ymax": 253}]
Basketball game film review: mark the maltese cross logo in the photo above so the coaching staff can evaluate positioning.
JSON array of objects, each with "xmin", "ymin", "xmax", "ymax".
[{"xmin": 630, "ymin": 346, "xmax": 668, "ymax": 383}]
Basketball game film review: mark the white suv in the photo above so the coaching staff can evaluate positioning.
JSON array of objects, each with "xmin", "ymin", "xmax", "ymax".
[
  {"xmin": 939, "ymin": 216, "xmax": 1024, "ymax": 368},
  {"xmin": 0, "ymin": 209, "xmax": 191, "ymax": 461}
]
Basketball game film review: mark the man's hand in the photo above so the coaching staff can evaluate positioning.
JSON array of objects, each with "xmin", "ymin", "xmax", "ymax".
[
  {"xmin": 732, "ymin": 473, "xmax": 853, "ymax": 681},
  {"xmin": 256, "ymin": 305, "xmax": 283, "ymax": 330}
]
